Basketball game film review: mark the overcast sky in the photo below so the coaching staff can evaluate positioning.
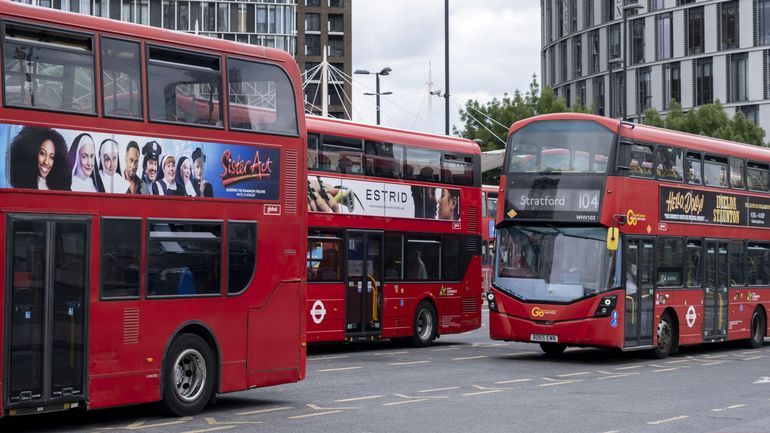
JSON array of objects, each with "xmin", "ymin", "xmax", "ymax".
[{"xmin": 348, "ymin": 0, "xmax": 541, "ymax": 136}]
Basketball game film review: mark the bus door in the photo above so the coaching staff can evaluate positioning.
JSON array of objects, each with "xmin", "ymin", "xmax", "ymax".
[
  {"xmin": 624, "ymin": 237, "xmax": 655, "ymax": 348},
  {"xmin": 5, "ymin": 216, "xmax": 89, "ymax": 410},
  {"xmin": 345, "ymin": 231, "xmax": 383, "ymax": 337},
  {"xmin": 703, "ymin": 240, "xmax": 729, "ymax": 340}
]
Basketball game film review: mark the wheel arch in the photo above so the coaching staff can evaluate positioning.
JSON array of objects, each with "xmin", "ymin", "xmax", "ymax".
[
  {"xmin": 160, "ymin": 321, "xmax": 222, "ymax": 399},
  {"xmin": 663, "ymin": 307, "xmax": 680, "ymax": 352}
]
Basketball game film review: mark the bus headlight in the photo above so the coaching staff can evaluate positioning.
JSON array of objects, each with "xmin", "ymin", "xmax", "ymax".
[
  {"xmin": 486, "ymin": 291, "xmax": 498, "ymax": 312},
  {"xmin": 594, "ymin": 295, "xmax": 617, "ymax": 317}
]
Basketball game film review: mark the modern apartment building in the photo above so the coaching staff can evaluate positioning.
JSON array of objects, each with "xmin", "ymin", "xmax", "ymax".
[
  {"xmin": 13, "ymin": 0, "xmax": 353, "ymax": 119},
  {"xmin": 296, "ymin": 0, "xmax": 352, "ymax": 119},
  {"xmin": 542, "ymin": 0, "xmax": 770, "ymax": 132}
]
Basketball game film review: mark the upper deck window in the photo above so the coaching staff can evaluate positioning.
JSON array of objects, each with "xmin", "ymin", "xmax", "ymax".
[
  {"xmin": 442, "ymin": 153, "xmax": 473, "ymax": 186},
  {"xmin": 623, "ymin": 143, "xmax": 654, "ymax": 178},
  {"xmin": 3, "ymin": 22, "xmax": 95, "ymax": 114},
  {"xmin": 507, "ymin": 120, "xmax": 613, "ymax": 174},
  {"xmin": 320, "ymin": 135, "xmax": 363, "ymax": 174},
  {"xmin": 102, "ymin": 37, "xmax": 142, "ymax": 119},
  {"xmin": 148, "ymin": 46, "xmax": 222, "ymax": 127},
  {"xmin": 227, "ymin": 58, "xmax": 298, "ymax": 136},
  {"xmin": 747, "ymin": 161, "xmax": 769, "ymax": 192},
  {"xmin": 365, "ymin": 141, "xmax": 404, "ymax": 179},
  {"xmin": 686, "ymin": 152, "xmax": 702, "ymax": 185},
  {"xmin": 406, "ymin": 148, "xmax": 441, "ymax": 182},
  {"xmin": 703, "ymin": 155, "xmax": 729, "ymax": 188},
  {"xmin": 730, "ymin": 157, "xmax": 745, "ymax": 189},
  {"xmin": 656, "ymin": 146, "xmax": 683, "ymax": 182}
]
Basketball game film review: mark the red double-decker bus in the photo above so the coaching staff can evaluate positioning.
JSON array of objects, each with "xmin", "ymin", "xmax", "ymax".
[
  {"xmin": 305, "ymin": 116, "xmax": 483, "ymax": 346},
  {"xmin": 489, "ymin": 112, "xmax": 769, "ymax": 358},
  {"xmin": 0, "ymin": 2, "xmax": 306, "ymax": 417},
  {"xmin": 481, "ymin": 185, "xmax": 498, "ymax": 291}
]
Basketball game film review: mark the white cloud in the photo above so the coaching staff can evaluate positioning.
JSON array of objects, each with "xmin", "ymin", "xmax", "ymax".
[{"xmin": 348, "ymin": 0, "xmax": 541, "ymax": 136}]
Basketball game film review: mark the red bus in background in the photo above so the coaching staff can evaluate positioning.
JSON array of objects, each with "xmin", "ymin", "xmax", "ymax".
[
  {"xmin": 306, "ymin": 116, "xmax": 483, "ymax": 347},
  {"xmin": 0, "ymin": 2, "xmax": 306, "ymax": 417},
  {"xmin": 481, "ymin": 185, "xmax": 499, "ymax": 291},
  {"xmin": 489, "ymin": 113, "xmax": 769, "ymax": 358}
]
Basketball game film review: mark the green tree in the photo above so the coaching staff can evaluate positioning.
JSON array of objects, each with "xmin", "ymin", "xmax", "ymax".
[
  {"xmin": 455, "ymin": 74, "xmax": 589, "ymax": 184},
  {"xmin": 643, "ymin": 100, "xmax": 766, "ymax": 146}
]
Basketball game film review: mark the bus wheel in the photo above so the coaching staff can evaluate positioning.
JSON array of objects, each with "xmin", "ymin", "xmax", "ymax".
[
  {"xmin": 653, "ymin": 313, "xmax": 675, "ymax": 359},
  {"xmin": 409, "ymin": 301, "xmax": 437, "ymax": 347},
  {"xmin": 539, "ymin": 343, "xmax": 566, "ymax": 356},
  {"xmin": 162, "ymin": 334, "xmax": 215, "ymax": 416},
  {"xmin": 747, "ymin": 308, "xmax": 767, "ymax": 349}
]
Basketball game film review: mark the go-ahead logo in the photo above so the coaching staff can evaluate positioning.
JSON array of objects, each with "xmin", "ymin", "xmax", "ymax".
[
  {"xmin": 531, "ymin": 306, "xmax": 556, "ymax": 317},
  {"xmin": 626, "ymin": 209, "xmax": 647, "ymax": 226}
]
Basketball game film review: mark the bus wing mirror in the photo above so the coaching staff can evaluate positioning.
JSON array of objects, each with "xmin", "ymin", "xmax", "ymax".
[{"xmin": 606, "ymin": 228, "xmax": 619, "ymax": 251}]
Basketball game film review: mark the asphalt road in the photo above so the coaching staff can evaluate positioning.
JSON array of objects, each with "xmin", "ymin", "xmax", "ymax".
[{"xmin": 3, "ymin": 315, "xmax": 770, "ymax": 433}]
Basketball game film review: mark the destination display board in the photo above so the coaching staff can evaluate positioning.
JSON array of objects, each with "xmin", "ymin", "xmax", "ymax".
[
  {"xmin": 503, "ymin": 176, "xmax": 605, "ymax": 222},
  {"xmin": 660, "ymin": 186, "xmax": 770, "ymax": 228}
]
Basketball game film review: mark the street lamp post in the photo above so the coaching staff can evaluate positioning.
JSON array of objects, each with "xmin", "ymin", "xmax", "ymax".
[
  {"xmin": 609, "ymin": 2, "xmax": 644, "ymax": 121},
  {"xmin": 355, "ymin": 67, "xmax": 392, "ymax": 125}
]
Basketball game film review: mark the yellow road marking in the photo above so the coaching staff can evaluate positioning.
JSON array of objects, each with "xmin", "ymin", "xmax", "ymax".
[
  {"xmin": 236, "ymin": 406, "xmax": 293, "ymax": 416},
  {"xmin": 181, "ymin": 427, "xmax": 235, "ymax": 433},
  {"xmin": 205, "ymin": 417, "xmax": 261, "ymax": 425},
  {"xmin": 288, "ymin": 410, "xmax": 342, "ymax": 419}
]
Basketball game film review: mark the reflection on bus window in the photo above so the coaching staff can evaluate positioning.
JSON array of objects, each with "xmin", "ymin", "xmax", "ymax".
[
  {"xmin": 747, "ymin": 242, "xmax": 770, "ymax": 286},
  {"xmin": 686, "ymin": 152, "xmax": 703, "ymax": 185},
  {"xmin": 307, "ymin": 231, "xmax": 342, "ymax": 282},
  {"xmin": 628, "ymin": 144, "xmax": 654, "ymax": 178},
  {"xmin": 730, "ymin": 157, "xmax": 745, "ymax": 189},
  {"xmin": 656, "ymin": 146, "xmax": 683, "ymax": 182},
  {"xmin": 747, "ymin": 161, "xmax": 769, "ymax": 192},
  {"xmin": 686, "ymin": 240, "xmax": 702, "ymax": 287},
  {"xmin": 704, "ymin": 155, "xmax": 729, "ymax": 188}
]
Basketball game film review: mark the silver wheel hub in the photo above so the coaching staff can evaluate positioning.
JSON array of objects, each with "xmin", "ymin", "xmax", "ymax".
[
  {"xmin": 416, "ymin": 308, "xmax": 433, "ymax": 341},
  {"xmin": 173, "ymin": 348, "xmax": 206, "ymax": 403}
]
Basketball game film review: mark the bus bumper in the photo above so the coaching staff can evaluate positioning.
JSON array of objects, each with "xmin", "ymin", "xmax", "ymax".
[{"xmin": 489, "ymin": 310, "xmax": 624, "ymax": 349}]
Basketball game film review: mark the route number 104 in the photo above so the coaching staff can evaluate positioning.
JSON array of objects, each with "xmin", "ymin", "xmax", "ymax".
[{"xmin": 578, "ymin": 191, "xmax": 600, "ymax": 210}]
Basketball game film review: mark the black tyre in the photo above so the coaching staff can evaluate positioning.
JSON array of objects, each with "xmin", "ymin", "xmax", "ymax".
[
  {"xmin": 653, "ymin": 312, "xmax": 675, "ymax": 359},
  {"xmin": 539, "ymin": 343, "xmax": 566, "ymax": 356},
  {"xmin": 747, "ymin": 309, "xmax": 767, "ymax": 349},
  {"xmin": 409, "ymin": 301, "xmax": 438, "ymax": 347},
  {"xmin": 162, "ymin": 334, "xmax": 215, "ymax": 416}
]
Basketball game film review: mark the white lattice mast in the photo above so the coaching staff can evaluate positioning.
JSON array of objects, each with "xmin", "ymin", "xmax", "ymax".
[
  {"xmin": 427, "ymin": 61, "xmax": 434, "ymax": 132},
  {"xmin": 321, "ymin": 50, "xmax": 329, "ymax": 117}
]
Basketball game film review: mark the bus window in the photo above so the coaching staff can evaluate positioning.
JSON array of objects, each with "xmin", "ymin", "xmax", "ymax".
[
  {"xmin": 227, "ymin": 58, "xmax": 298, "ymax": 136},
  {"xmin": 100, "ymin": 218, "xmax": 141, "ymax": 299},
  {"xmin": 442, "ymin": 153, "xmax": 473, "ymax": 186},
  {"xmin": 406, "ymin": 237, "xmax": 440, "ymax": 280},
  {"xmin": 307, "ymin": 231, "xmax": 343, "ymax": 282},
  {"xmin": 487, "ymin": 194, "xmax": 498, "ymax": 218},
  {"xmin": 442, "ymin": 236, "xmax": 461, "ymax": 281},
  {"xmin": 655, "ymin": 146, "xmax": 683, "ymax": 182},
  {"xmin": 365, "ymin": 141, "xmax": 404, "ymax": 179},
  {"xmin": 686, "ymin": 240, "xmax": 702, "ymax": 287},
  {"xmin": 406, "ymin": 148, "xmax": 441, "ymax": 182},
  {"xmin": 704, "ymin": 155, "xmax": 729, "ymax": 188},
  {"xmin": 147, "ymin": 221, "xmax": 222, "ymax": 296},
  {"xmin": 657, "ymin": 237, "xmax": 683, "ymax": 287},
  {"xmin": 148, "ymin": 46, "xmax": 222, "ymax": 127},
  {"xmin": 227, "ymin": 222, "xmax": 257, "ymax": 295},
  {"xmin": 627, "ymin": 143, "xmax": 654, "ymax": 178},
  {"xmin": 686, "ymin": 152, "xmax": 703, "ymax": 185},
  {"xmin": 3, "ymin": 23, "xmax": 95, "ymax": 114},
  {"xmin": 308, "ymin": 134, "xmax": 320, "ymax": 169},
  {"xmin": 729, "ymin": 157, "xmax": 745, "ymax": 189},
  {"xmin": 321, "ymin": 135, "xmax": 363, "ymax": 174},
  {"xmin": 102, "ymin": 37, "xmax": 142, "ymax": 119},
  {"xmin": 384, "ymin": 233, "xmax": 403, "ymax": 280},
  {"xmin": 747, "ymin": 161, "xmax": 769, "ymax": 192},
  {"xmin": 729, "ymin": 240, "xmax": 745, "ymax": 287},
  {"xmin": 747, "ymin": 242, "xmax": 770, "ymax": 286}
]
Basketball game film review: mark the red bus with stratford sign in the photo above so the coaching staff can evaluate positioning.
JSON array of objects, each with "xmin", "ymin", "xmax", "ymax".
[
  {"xmin": 488, "ymin": 112, "xmax": 769, "ymax": 358},
  {"xmin": 0, "ymin": 2, "xmax": 306, "ymax": 417},
  {"xmin": 482, "ymin": 184, "xmax": 498, "ymax": 291},
  {"xmin": 306, "ymin": 116, "xmax": 483, "ymax": 346}
]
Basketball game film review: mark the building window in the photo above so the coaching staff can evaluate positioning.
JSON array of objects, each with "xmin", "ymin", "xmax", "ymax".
[
  {"xmin": 738, "ymin": 105, "xmax": 759, "ymax": 124},
  {"xmin": 306, "ymin": 0, "xmax": 321, "ymax": 6},
  {"xmin": 593, "ymin": 75, "xmax": 605, "ymax": 116},
  {"xmin": 556, "ymin": 0, "xmax": 564, "ymax": 38},
  {"xmin": 305, "ymin": 12, "xmax": 320, "ymax": 31},
  {"xmin": 649, "ymin": 0, "xmax": 664, "ymax": 11},
  {"xmin": 305, "ymin": 34, "xmax": 321, "ymax": 56},
  {"xmin": 603, "ymin": 0, "xmax": 614, "ymax": 23},
  {"xmin": 328, "ymin": 35, "xmax": 344, "ymax": 57},
  {"xmin": 329, "ymin": 14, "xmax": 344, "ymax": 32},
  {"xmin": 570, "ymin": 0, "xmax": 578, "ymax": 33},
  {"xmin": 578, "ymin": 79, "xmax": 587, "ymax": 107},
  {"xmin": 664, "ymin": 62, "xmax": 681, "ymax": 110},
  {"xmin": 731, "ymin": 53, "xmax": 748, "ymax": 102},
  {"xmin": 687, "ymin": 6, "xmax": 704, "ymax": 55},
  {"xmin": 759, "ymin": 0, "xmax": 770, "ymax": 46},
  {"xmin": 329, "ymin": 0, "xmax": 344, "ymax": 7},
  {"xmin": 631, "ymin": 18, "xmax": 645, "ymax": 64},
  {"xmin": 560, "ymin": 40, "xmax": 568, "ymax": 82},
  {"xmin": 638, "ymin": 67, "xmax": 652, "ymax": 114},
  {"xmin": 721, "ymin": 1, "xmax": 739, "ymax": 50},
  {"xmin": 546, "ymin": 0, "xmax": 553, "ymax": 43},
  {"xmin": 590, "ymin": 30, "xmax": 601, "ymax": 73},
  {"xmin": 608, "ymin": 23, "xmax": 621, "ymax": 61},
  {"xmin": 657, "ymin": 13, "xmax": 673, "ymax": 60},
  {"xmin": 584, "ymin": 0, "xmax": 594, "ymax": 28},
  {"xmin": 610, "ymin": 71, "xmax": 623, "ymax": 118},
  {"xmin": 573, "ymin": 36, "xmax": 582, "ymax": 77},
  {"xmin": 696, "ymin": 58, "xmax": 713, "ymax": 105}
]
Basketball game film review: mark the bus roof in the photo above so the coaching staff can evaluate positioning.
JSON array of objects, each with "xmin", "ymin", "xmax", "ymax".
[
  {"xmin": 0, "ymin": 1, "xmax": 297, "ymax": 69},
  {"xmin": 307, "ymin": 115, "xmax": 481, "ymax": 155},
  {"xmin": 509, "ymin": 112, "xmax": 770, "ymax": 163}
]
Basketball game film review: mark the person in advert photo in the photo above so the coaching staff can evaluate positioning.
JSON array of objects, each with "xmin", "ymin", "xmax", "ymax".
[
  {"xmin": 99, "ymin": 138, "xmax": 129, "ymax": 193},
  {"xmin": 9, "ymin": 126, "xmax": 72, "ymax": 191},
  {"xmin": 123, "ymin": 141, "xmax": 143, "ymax": 194},
  {"xmin": 176, "ymin": 156, "xmax": 197, "ymax": 197},
  {"xmin": 191, "ymin": 147, "xmax": 213, "ymax": 197},
  {"xmin": 140, "ymin": 140, "xmax": 162, "ymax": 195},
  {"xmin": 154, "ymin": 154, "xmax": 183, "ymax": 196},
  {"xmin": 69, "ymin": 132, "xmax": 105, "ymax": 193},
  {"xmin": 438, "ymin": 188, "xmax": 460, "ymax": 220}
]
